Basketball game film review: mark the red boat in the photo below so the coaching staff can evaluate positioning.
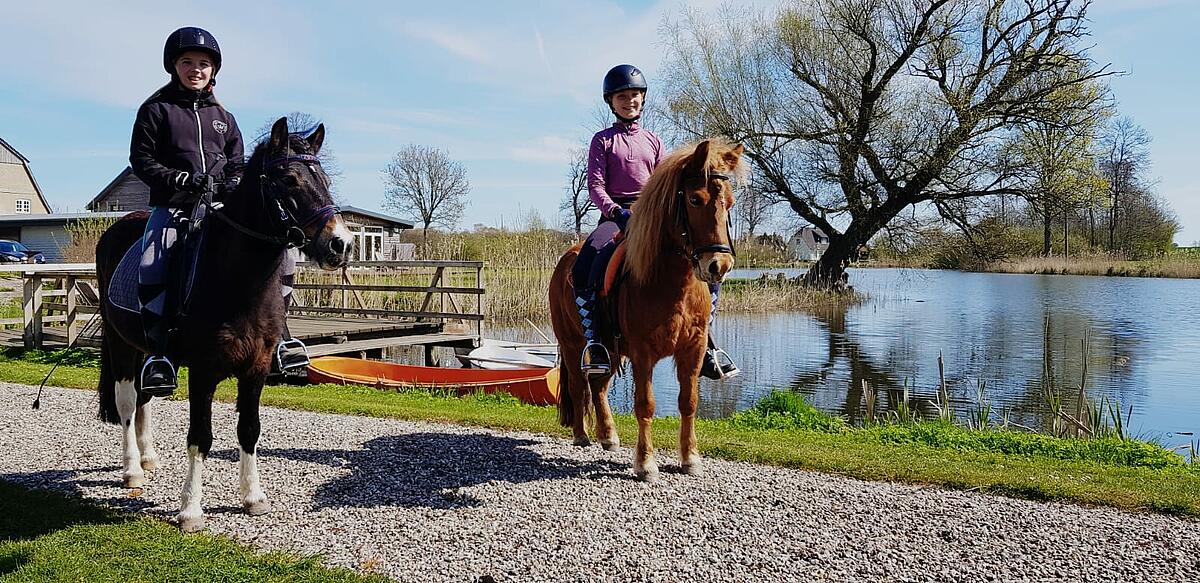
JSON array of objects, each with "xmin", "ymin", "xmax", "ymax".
[{"xmin": 306, "ymin": 356, "xmax": 560, "ymax": 405}]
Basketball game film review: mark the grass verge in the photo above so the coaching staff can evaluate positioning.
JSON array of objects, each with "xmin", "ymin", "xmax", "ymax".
[
  {"xmin": 0, "ymin": 482, "xmax": 389, "ymax": 582},
  {"xmin": 3, "ymin": 350, "xmax": 1197, "ymax": 518}
]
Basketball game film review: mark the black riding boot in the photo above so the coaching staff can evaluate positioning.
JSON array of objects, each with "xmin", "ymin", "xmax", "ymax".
[
  {"xmin": 700, "ymin": 285, "xmax": 739, "ymax": 380},
  {"xmin": 272, "ymin": 292, "xmax": 310, "ymax": 374},
  {"xmin": 576, "ymin": 287, "xmax": 610, "ymax": 376},
  {"xmin": 139, "ymin": 302, "xmax": 177, "ymax": 397}
]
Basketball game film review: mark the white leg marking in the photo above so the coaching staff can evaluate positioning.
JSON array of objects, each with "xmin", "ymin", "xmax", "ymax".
[
  {"xmin": 115, "ymin": 379, "xmax": 144, "ymax": 487},
  {"xmin": 633, "ymin": 454, "xmax": 660, "ymax": 483},
  {"xmin": 240, "ymin": 449, "xmax": 271, "ymax": 516},
  {"xmin": 135, "ymin": 402, "xmax": 159, "ymax": 471},
  {"xmin": 178, "ymin": 446, "xmax": 206, "ymax": 532}
]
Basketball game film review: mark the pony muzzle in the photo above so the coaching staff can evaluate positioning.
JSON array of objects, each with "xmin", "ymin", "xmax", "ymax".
[{"xmin": 697, "ymin": 251, "xmax": 735, "ymax": 284}]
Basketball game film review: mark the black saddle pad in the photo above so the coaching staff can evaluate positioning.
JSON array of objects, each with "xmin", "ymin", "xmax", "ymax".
[{"xmin": 107, "ymin": 229, "xmax": 205, "ymax": 315}]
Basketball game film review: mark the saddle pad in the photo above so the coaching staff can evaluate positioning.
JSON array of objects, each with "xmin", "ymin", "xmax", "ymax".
[
  {"xmin": 107, "ymin": 243, "xmax": 141, "ymax": 314},
  {"xmin": 600, "ymin": 240, "xmax": 628, "ymax": 299},
  {"xmin": 107, "ymin": 230, "xmax": 205, "ymax": 315}
]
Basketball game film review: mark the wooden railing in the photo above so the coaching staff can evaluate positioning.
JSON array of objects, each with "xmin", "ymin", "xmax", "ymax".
[
  {"xmin": 0, "ymin": 263, "xmax": 100, "ymax": 348},
  {"xmin": 0, "ymin": 259, "xmax": 486, "ymax": 349},
  {"xmin": 291, "ymin": 260, "xmax": 485, "ymax": 337}
]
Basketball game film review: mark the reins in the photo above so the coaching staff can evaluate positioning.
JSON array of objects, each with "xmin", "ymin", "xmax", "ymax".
[{"xmin": 209, "ymin": 152, "xmax": 340, "ymax": 249}]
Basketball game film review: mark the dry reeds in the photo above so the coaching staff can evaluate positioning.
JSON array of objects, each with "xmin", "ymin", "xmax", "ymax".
[{"xmin": 988, "ymin": 253, "xmax": 1200, "ymax": 279}]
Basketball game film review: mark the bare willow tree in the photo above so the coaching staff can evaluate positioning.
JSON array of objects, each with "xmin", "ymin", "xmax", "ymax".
[
  {"xmin": 659, "ymin": 0, "xmax": 1113, "ymax": 288},
  {"xmin": 254, "ymin": 111, "xmax": 344, "ymax": 201},
  {"xmin": 560, "ymin": 147, "xmax": 596, "ymax": 235},
  {"xmin": 381, "ymin": 145, "xmax": 470, "ymax": 250},
  {"xmin": 734, "ymin": 180, "xmax": 777, "ymax": 238}
]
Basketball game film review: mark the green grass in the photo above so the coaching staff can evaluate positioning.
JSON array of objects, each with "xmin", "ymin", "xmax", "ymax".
[
  {"xmin": 3, "ymin": 351, "xmax": 1198, "ymax": 517},
  {"xmin": 0, "ymin": 482, "xmax": 389, "ymax": 582}
]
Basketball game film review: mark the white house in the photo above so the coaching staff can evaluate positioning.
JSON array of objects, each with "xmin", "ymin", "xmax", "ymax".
[{"xmin": 788, "ymin": 226, "xmax": 830, "ymax": 261}]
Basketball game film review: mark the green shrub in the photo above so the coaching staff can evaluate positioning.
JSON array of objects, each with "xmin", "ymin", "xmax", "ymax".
[{"xmin": 728, "ymin": 390, "xmax": 847, "ymax": 432}]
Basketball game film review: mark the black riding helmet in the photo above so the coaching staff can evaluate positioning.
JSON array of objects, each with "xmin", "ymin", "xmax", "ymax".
[
  {"xmin": 163, "ymin": 27, "xmax": 222, "ymax": 77},
  {"xmin": 602, "ymin": 64, "xmax": 647, "ymax": 102}
]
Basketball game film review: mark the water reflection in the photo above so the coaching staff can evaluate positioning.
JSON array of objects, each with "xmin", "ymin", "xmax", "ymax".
[{"xmin": 489, "ymin": 269, "xmax": 1199, "ymax": 439}]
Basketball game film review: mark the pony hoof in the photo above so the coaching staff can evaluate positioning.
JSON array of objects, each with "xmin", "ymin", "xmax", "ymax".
[
  {"xmin": 600, "ymin": 437, "xmax": 620, "ymax": 451},
  {"xmin": 123, "ymin": 472, "xmax": 145, "ymax": 488},
  {"xmin": 572, "ymin": 436, "xmax": 592, "ymax": 447},
  {"xmin": 634, "ymin": 459, "xmax": 660, "ymax": 483},
  {"xmin": 177, "ymin": 513, "xmax": 206, "ymax": 533},
  {"xmin": 140, "ymin": 455, "xmax": 160, "ymax": 471},
  {"xmin": 681, "ymin": 460, "xmax": 703, "ymax": 476},
  {"xmin": 243, "ymin": 499, "xmax": 272, "ymax": 516}
]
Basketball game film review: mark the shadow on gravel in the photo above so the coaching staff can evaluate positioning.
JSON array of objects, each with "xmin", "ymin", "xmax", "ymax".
[
  {"xmin": 0, "ymin": 468, "xmax": 159, "ymax": 515},
  {"xmin": 213, "ymin": 432, "xmax": 628, "ymax": 510},
  {"xmin": 0, "ymin": 479, "xmax": 130, "ymax": 543}
]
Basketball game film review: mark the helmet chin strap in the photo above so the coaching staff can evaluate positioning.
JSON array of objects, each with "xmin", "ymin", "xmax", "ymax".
[{"xmin": 609, "ymin": 105, "xmax": 640, "ymax": 123}]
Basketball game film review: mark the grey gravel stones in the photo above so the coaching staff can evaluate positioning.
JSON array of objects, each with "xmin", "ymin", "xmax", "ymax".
[{"xmin": 2, "ymin": 383, "xmax": 1197, "ymax": 582}]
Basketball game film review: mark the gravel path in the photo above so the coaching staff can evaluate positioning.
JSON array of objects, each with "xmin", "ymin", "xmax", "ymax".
[{"xmin": 1, "ymin": 383, "xmax": 1197, "ymax": 582}]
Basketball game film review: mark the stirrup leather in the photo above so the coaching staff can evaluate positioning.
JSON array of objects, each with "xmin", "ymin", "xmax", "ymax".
[
  {"xmin": 581, "ymin": 341, "xmax": 611, "ymax": 376},
  {"xmin": 274, "ymin": 338, "xmax": 311, "ymax": 372},
  {"xmin": 140, "ymin": 356, "xmax": 177, "ymax": 396}
]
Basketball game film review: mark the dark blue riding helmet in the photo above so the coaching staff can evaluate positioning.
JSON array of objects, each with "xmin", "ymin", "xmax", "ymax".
[
  {"xmin": 163, "ymin": 27, "xmax": 222, "ymax": 75},
  {"xmin": 603, "ymin": 64, "xmax": 648, "ymax": 101}
]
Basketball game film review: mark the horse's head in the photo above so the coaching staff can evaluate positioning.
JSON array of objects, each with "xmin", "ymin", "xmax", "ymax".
[
  {"xmin": 675, "ymin": 139, "xmax": 743, "ymax": 284},
  {"xmin": 252, "ymin": 117, "xmax": 354, "ymax": 269}
]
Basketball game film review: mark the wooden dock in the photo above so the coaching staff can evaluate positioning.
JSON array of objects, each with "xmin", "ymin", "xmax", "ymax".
[{"xmin": 0, "ymin": 260, "xmax": 485, "ymax": 362}]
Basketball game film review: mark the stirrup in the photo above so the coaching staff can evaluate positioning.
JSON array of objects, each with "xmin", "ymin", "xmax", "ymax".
[
  {"xmin": 140, "ymin": 356, "xmax": 177, "ymax": 397},
  {"xmin": 701, "ymin": 348, "xmax": 740, "ymax": 380},
  {"xmin": 581, "ymin": 341, "xmax": 611, "ymax": 377},
  {"xmin": 274, "ymin": 338, "xmax": 311, "ymax": 373}
]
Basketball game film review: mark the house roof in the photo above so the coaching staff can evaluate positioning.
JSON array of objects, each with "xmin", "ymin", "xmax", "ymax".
[
  {"xmin": 0, "ymin": 137, "xmax": 31, "ymax": 164},
  {"xmin": 87, "ymin": 167, "xmax": 141, "ymax": 210},
  {"xmin": 0, "ymin": 211, "xmax": 128, "ymax": 226},
  {"xmin": 0, "ymin": 136, "xmax": 53, "ymax": 213},
  {"xmin": 340, "ymin": 206, "xmax": 414, "ymax": 229}
]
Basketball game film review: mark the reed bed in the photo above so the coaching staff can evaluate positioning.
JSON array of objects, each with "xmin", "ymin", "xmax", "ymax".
[{"xmin": 986, "ymin": 252, "xmax": 1200, "ymax": 279}]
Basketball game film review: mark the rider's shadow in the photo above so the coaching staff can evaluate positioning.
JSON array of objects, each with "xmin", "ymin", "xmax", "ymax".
[
  {"xmin": 0, "ymin": 466, "xmax": 159, "ymax": 516},
  {"xmin": 211, "ymin": 432, "xmax": 627, "ymax": 510}
]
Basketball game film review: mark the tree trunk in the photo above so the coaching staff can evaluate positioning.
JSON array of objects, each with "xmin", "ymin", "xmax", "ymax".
[
  {"xmin": 801, "ymin": 233, "xmax": 856, "ymax": 290},
  {"xmin": 1088, "ymin": 207, "xmax": 1095, "ymax": 249},
  {"xmin": 1063, "ymin": 212, "xmax": 1069, "ymax": 258},
  {"xmin": 1042, "ymin": 204, "xmax": 1053, "ymax": 256}
]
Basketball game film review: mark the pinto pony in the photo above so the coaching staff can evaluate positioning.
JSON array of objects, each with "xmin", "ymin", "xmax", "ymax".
[
  {"xmin": 549, "ymin": 139, "xmax": 743, "ymax": 481},
  {"xmin": 94, "ymin": 118, "xmax": 354, "ymax": 531}
]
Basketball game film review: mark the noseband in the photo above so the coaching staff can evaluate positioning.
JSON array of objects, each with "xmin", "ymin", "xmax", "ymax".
[
  {"xmin": 213, "ymin": 152, "xmax": 340, "ymax": 248},
  {"xmin": 676, "ymin": 170, "xmax": 737, "ymax": 267}
]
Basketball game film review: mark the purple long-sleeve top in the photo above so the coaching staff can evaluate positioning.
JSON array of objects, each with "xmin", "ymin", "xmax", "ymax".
[{"xmin": 587, "ymin": 121, "xmax": 664, "ymax": 218}]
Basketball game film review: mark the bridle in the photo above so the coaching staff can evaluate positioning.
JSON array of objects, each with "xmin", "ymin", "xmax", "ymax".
[
  {"xmin": 676, "ymin": 170, "xmax": 737, "ymax": 268},
  {"xmin": 212, "ymin": 152, "xmax": 340, "ymax": 249}
]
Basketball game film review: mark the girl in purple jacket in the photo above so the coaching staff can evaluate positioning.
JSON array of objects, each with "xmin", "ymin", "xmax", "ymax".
[{"xmin": 572, "ymin": 65, "xmax": 739, "ymax": 380}]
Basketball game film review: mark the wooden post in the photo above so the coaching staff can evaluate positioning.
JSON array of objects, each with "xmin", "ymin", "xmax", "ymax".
[
  {"xmin": 22, "ymin": 274, "xmax": 43, "ymax": 349},
  {"xmin": 66, "ymin": 275, "xmax": 78, "ymax": 345}
]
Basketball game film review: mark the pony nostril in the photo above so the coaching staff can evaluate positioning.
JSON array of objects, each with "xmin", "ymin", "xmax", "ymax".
[
  {"xmin": 329, "ymin": 238, "xmax": 346, "ymax": 255},
  {"xmin": 708, "ymin": 261, "xmax": 720, "ymax": 276}
]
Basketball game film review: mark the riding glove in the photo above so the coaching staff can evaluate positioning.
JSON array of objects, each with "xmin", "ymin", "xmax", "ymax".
[{"xmin": 611, "ymin": 208, "xmax": 632, "ymax": 231}]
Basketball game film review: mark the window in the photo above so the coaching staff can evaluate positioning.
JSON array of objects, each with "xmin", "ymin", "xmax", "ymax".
[
  {"xmin": 108, "ymin": 202, "xmax": 122, "ymax": 211},
  {"xmin": 15, "ymin": 199, "xmax": 31, "ymax": 214}
]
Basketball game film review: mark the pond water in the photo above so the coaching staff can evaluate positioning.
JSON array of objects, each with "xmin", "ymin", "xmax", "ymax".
[{"xmin": 488, "ymin": 268, "xmax": 1199, "ymax": 441}]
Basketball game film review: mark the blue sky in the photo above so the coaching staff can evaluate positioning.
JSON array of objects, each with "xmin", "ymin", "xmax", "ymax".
[{"xmin": 2, "ymin": 0, "xmax": 1197, "ymax": 244}]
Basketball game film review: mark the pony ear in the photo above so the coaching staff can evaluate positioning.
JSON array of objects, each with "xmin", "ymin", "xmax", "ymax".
[
  {"xmin": 269, "ymin": 117, "xmax": 290, "ymax": 151},
  {"xmin": 723, "ymin": 144, "xmax": 745, "ymax": 166},
  {"xmin": 307, "ymin": 124, "xmax": 325, "ymax": 154},
  {"xmin": 685, "ymin": 140, "xmax": 712, "ymax": 177}
]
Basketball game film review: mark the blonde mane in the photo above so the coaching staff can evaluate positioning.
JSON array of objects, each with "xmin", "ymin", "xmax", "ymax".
[{"xmin": 623, "ymin": 138, "xmax": 745, "ymax": 284}]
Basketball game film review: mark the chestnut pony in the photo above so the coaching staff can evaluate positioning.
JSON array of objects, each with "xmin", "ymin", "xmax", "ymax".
[
  {"xmin": 549, "ymin": 139, "xmax": 743, "ymax": 481},
  {"xmin": 94, "ymin": 118, "xmax": 354, "ymax": 531}
]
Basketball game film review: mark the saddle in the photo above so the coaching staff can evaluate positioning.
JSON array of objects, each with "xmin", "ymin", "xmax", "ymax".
[
  {"xmin": 599, "ymin": 239, "xmax": 628, "ymax": 299},
  {"xmin": 107, "ymin": 219, "xmax": 206, "ymax": 319}
]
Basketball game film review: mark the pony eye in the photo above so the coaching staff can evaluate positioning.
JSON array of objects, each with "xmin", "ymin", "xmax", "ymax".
[{"xmin": 689, "ymin": 195, "xmax": 703, "ymax": 207}]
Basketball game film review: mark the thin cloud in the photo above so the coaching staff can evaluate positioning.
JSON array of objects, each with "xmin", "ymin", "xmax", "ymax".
[
  {"xmin": 399, "ymin": 22, "xmax": 490, "ymax": 64},
  {"xmin": 509, "ymin": 136, "xmax": 575, "ymax": 164}
]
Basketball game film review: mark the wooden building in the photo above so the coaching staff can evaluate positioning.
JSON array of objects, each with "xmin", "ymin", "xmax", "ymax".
[
  {"xmin": 0, "ymin": 137, "xmax": 52, "ymax": 216},
  {"xmin": 88, "ymin": 167, "xmax": 415, "ymax": 260}
]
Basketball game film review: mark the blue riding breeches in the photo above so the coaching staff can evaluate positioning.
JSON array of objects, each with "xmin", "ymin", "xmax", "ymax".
[
  {"xmin": 572, "ymin": 219, "xmax": 621, "ymax": 294},
  {"xmin": 138, "ymin": 207, "xmax": 184, "ymax": 317}
]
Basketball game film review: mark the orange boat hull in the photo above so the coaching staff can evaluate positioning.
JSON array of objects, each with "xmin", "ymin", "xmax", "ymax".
[{"xmin": 306, "ymin": 356, "xmax": 560, "ymax": 405}]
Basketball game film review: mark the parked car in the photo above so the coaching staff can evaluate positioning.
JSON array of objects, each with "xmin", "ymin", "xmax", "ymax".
[{"xmin": 0, "ymin": 240, "xmax": 46, "ymax": 264}]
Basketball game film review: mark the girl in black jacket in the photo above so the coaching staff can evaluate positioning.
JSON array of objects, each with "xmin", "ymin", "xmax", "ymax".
[{"xmin": 130, "ymin": 26, "xmax": 243, "ymax": 395}]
